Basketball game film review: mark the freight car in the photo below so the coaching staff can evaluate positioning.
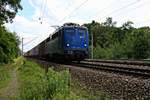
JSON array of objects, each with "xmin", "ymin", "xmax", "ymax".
[{"xmin": 26, "ymin": 23, "xmax": 89, "ymax": 61}]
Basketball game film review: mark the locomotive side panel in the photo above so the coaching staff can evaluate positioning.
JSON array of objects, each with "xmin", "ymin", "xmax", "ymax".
[
  {"xmin": 38, "ymin": 41, "xmax": 46, "ymax": 58},
  {"xmin": 45, "ymin": 37, "xmax": 63, "ymax": 57}
]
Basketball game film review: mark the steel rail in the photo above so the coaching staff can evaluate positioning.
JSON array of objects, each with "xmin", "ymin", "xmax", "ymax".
[
  {"xmin": 71, "ymin": 61, "xmax": 150, "ymax": 78},
  {"xmin": 84, "ymin": 59, "xmax": 150, "ymax": 66}
]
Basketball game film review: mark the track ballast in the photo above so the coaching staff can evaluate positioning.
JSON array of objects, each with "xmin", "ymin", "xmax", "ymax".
[{"xmin": 71, "ymin": 59, "xmax": 150, "ymax": 78}]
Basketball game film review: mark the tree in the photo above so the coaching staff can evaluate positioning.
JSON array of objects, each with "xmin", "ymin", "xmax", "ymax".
[
  {"xmin": 83, "ymin": 18, "xmax": 150, "ymax": 60},
  {"xmin": 103, "ymin": 17, "xmax": 117, "ymax": 27},
  {"xmin": 0, "ymin": 0, "xmax": 22, "ymax": 63},
  {"xmin": 0, "ymin": 26, "xmax": 20, "ymax": 63},
  {"xmin": 121, "ymin": 21, "xmax": 134, "ymax": 30},
  {"xmin": 0, "ymin": 0, "xmax": 22, "ymax": 24}
]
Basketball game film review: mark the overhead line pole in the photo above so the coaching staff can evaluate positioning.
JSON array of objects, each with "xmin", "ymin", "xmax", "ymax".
[
  {"xmin": 91, "ymin": 33, "xmax": 93, "ymax": 59},
  {"xmin": 22, "ymin": 37, "xmax": 24, "ymax": 56}
]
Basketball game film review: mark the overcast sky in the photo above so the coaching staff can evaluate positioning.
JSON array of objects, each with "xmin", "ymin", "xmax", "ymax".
[{"xmin": 5, "ymin": 0, "xmax": 150, "ymax": 52}]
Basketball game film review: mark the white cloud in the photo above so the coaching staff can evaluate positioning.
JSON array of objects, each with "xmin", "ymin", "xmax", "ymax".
[
  {"xmin": 5, "ymin": 0, "xmax": 150, "ymax": 51},
  {"xmin": 5, "ymin": 15, "xmax": 55, "ymax": 52}
]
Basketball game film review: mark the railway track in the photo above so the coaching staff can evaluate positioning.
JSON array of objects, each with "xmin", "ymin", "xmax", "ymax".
[
  {"xmin": 70, "ymin": 59, "xmax": 150, "ymax": 78},
  {"xmin": 27, "ymin": 57, "xmax": 150, "ymax": 78},
  {"xmin": 27, "ymin": 58, "xmax": 150, "ymax": 99},
  {"xmin": 85, "ymin": 59, "xmax": 150, "ymax": 66}
]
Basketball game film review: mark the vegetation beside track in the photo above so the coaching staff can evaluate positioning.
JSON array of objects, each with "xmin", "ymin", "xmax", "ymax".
[
  {"xmin": 17, "ymin": 58, "xmax": 86, "ymax": 100},
  {"xmin": 84, "ymin": 18, "xmax": 150, "ymax": 60},
  {"xmin": 0, "ymin": 57, "xmax": 23, "ymax": 99},
  {"xmin": 16, "ymin": 60, "xmax": 105, "ymax": 100},
  {"xmin": 0, "ymin": 65, "xmax": 11, "ymax": 90},
  {"xmin": 0, "ymin": 57, "xmax": 107, "ymax": 99}
]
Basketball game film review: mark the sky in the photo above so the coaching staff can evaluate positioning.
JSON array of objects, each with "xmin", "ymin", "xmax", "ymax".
[{"xmin": 5, "ymin": 0, "xmax": 150, "ymax": 52}]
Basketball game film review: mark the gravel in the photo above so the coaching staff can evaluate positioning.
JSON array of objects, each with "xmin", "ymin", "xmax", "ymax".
[
  {"xmin": 64, "ymin": 65, "xmax": 150, "ymax": 100},
  {"xmin": 33, "ymin": 59, "xmax": 150, "ymax": 100}
]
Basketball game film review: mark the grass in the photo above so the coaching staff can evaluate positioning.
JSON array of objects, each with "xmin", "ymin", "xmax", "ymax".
[
  {"xmin": 145, "ymin": 58, "xmax": 150, "ymax": 60},
  {"xmin": 0, "ymin": 64, "xmax": 11, "ymax": 90},
  {"xmin": 0, "ymin": 57, "xmax": 24, "ymax": 99},
  {"xmin": 17, "ymin": 58, "xmax": 83, "ymax": 100},
  {"xmin": 0, "ymin": 57, "xmax": 108, "ymax": 100}
]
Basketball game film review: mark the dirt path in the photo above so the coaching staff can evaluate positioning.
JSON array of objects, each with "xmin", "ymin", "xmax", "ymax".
[{"xmin": 0, "ymin": 68, "xmax": 19, "ymax": 100}]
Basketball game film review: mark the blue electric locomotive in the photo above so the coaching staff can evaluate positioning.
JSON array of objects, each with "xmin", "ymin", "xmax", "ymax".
[
  {"xmin": 26, "ymin": 23, "xmax": 89, "ymax": 61},
  {"xmin": 62, "ymin": 23, "xmax": 89, "ymax": 60}
]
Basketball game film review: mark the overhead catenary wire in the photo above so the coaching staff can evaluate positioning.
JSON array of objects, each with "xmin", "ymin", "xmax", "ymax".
[
  {"xmin": 41, "ymin": 0, "xmax": 47, "ymax": 18},
  {"xmin": 88, "ymin": 0, "xmax": 140, "ymax": 19},
  {"xmin": 92, "ymin": 0, "xmax": 141, "ymax": 21},
  {"xmin": 23, "ymin": 37, "xmax": 39, "ymax": 46},
  {"xmin": 39, "ymin": 0, "xmax": 48, "ymax": 24},
  {"xmin": 59, "ymin": 0, "xmax": 89, "ymax": 23},
  {"xmin": 89, "ymin": 0, "xmax": 117, "ymax": 21},
  {"xmin": 112, "ymin": 0, "xmax": 150, "ymax": 19},
  {"xmin": 44, "ymin": 7, "xmax": 60, "ymax": 24},
  {"xmin": 39, "ymin": 0, "xmax": 46, "ymax": 20}
]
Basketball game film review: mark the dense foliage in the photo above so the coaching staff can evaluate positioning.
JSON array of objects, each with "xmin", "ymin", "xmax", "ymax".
[
  {"xmin": 0, "ymin": 26, "xmax": 20, "ymax": 63},
  {"xmin": 0, "ymin": 0, "xmax": 22, "ymax": 64},
  {"xmin": 0, "ymin": 65, "xmax": 10, "ymax": 89},
  {"xmin": 0, "ymin": 0, "xmax": 22, "ymax": 24},
  {"xmin": 18, "ymin": 60, "xmax": 82, "ymax": 100},
  {"xmin": 84, "ymin": 17, "xmax": 150, "ymax": 59}
]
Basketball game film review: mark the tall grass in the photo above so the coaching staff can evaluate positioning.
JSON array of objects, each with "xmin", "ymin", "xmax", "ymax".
[
  {"xmin": 17, "ymin": 60, "xmax": 81, "ymax": 100},
  {"xmin": 0, "ymin": 65, "xmax": 10, "ymax": 89}
]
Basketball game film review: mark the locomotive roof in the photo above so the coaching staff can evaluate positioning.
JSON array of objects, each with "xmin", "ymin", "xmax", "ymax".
[{"xmin": 25, "ymin": 23, "xmax": 87, "ymax": 53}]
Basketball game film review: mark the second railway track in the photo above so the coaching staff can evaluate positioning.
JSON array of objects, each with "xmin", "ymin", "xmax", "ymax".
[
  {"xmin": 71, "ymin": 60, "xmax": 150, "ymax": 78},
  {"xmin": 27, "ymin": 58, "xmax": 150, "ymax": 78}
]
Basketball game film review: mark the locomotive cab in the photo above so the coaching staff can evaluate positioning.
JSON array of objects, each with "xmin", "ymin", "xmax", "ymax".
[{"xmin": 63, "ymin": 26, "xmax": 89, "ymax": 60}]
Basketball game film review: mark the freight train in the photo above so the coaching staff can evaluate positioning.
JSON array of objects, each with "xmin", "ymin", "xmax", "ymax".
[{"xmin": 25, "ymin": 23, "xmax": 89, "ymax": 61}]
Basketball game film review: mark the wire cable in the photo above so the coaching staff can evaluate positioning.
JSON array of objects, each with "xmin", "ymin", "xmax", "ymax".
[
  {"xmin": 41, "ymin": 0, "xmax": 47, "ymax": 18},
  {"xmin": 23, "ymin": 37, "xmax": 38, "ymax": 46},
  {"xmin": 39, "ymin": 0, "xmax": 47, "ymax": 24},
  {"xmin": 94, "ymin": 0, "xmax": 141, "ymax": 20},
  {"xmin": 59, "ymin": 0, "xmax": 89, "ymax": 23},
  {"xmin": 39, "ymin": 0, "xmax": 46, "ymax": 20},
  {"xmin": 110, "ymin": 0, "xmax": 149, "ymax": 19},
  {"xmin": 89, "ymin": 0, "xmax": 116, "ymax": 21}
]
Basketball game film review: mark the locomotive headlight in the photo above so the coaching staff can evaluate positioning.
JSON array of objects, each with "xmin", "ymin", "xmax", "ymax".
[
  {"xmin": 84, "ymin": 44, "xmax": 87, "ymax": 46},
  {"xmin": 67, "ymin": 43, "xmax": 70, "ymax": 46}
]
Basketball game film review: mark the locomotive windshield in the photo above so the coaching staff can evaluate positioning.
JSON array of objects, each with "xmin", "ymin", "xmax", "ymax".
[
  {"xmin": 65, "ymin": 29, "xmax": 75, "ymax": 36},
  {"xmin": 79, "ymin": 29, "xmax": 86, "ymax": 38}
]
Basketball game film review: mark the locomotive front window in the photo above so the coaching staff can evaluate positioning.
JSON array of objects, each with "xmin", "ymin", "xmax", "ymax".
[
  {"xmin": 65, "ymin": 29, "xmax": 75, "ymax": 35},
  {"xmin": 79, "ymin": 29, "xmax": 86, "ymax": 38}
]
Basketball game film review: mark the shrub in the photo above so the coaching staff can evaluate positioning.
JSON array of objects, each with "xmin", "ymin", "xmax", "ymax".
[{"xmin": 18, "ymin": 60, "xmax": 72, "ymax": 100}]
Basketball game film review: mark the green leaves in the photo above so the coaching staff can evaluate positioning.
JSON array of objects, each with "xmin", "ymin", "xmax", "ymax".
[
  {"xmin": 0, "ymin": 0, "xmax": 21, "ymax": 63},
  {"xmin": 0, "ymin": 26, "xmax": 20, "ymax": 64},
  {"xmin": 84, "ymin": 18, "xmax": 150, "ymax": 59},
  {"xmin": 0, "ymin": 0, "xmax": 22, "ymax": 24},
  {"xmin": 18, "ymin": 60, "xmax": 71, "ymax": 100}
]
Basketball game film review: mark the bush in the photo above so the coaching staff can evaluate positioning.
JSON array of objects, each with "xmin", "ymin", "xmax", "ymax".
[
  {"xmin": 0, "ymin": 65, "xmax": 10, "ymax": 89},
  {"xmin": 18, "ymin": 60, "xmax": 73, "ymax": 100},
  {"xmin": 0, "ymin": 26, "xmax": 20, "ymax": 64},
  {"xmin": 85, "ymin": 20, "xmax": 150, "ymax": 60}
]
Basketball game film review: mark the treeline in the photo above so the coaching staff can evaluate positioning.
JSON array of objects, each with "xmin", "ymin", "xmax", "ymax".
[
  {"xmin": 0, "ymin": 26, "xmax": 20, "ymax": 63},
  {"xmin": 84, "ymin": 17, "xmax": 150, "ymax": 59},
  {"xmin": 0, "ymin": 0, "xmax": 22, "ymax": 64}
]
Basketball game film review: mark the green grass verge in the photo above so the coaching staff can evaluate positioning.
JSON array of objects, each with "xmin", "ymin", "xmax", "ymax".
[
  {"xmin": 145, "ymin": 58, "xmax": 150, "ymax": 60},
  {"xmin": 17, "ymin": 59, "xmax": 83, "ymax": 100},
  {"xmin": 0, "ymin": 65, "xmax": 11, "ymax": 90},
  {"xmin": 0, "ymin": 57, "xmax": 108, "ymax": 100}
]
